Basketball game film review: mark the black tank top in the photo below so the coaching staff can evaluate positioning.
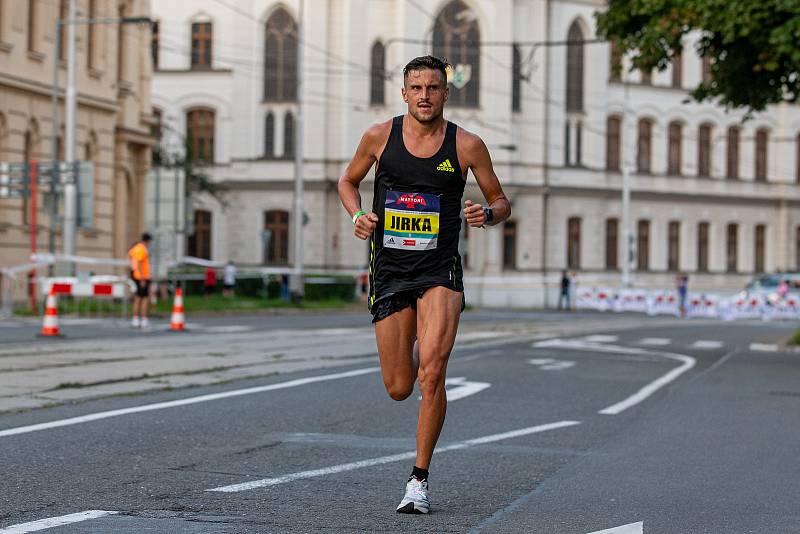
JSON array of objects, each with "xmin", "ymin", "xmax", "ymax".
[{"xmin": 369, "ymin": 115, "xmax": 466, "ymax": 309}]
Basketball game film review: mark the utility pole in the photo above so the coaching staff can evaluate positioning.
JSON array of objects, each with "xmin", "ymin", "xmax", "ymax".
[
  {"xmin": 290, "ymin": 0, "xmax": 305, "ymax": 302},
  {"xmin": 63, "ymin": 0, "xmax": 77, "ymax": 261},
  {"xmin": 621, "ymin": 80, "xmax": 632, "ymax": 288}
]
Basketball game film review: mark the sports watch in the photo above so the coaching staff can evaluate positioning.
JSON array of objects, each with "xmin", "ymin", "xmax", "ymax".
[{"xmin": 482, "ymin": 207, "xmax": 494, "ymax": 225}]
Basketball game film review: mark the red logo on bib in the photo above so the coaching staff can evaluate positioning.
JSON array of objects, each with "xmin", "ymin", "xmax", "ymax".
[
  {"xmin": 396, "ymin": 194, "xmax": 427, "ymax": 209},
  {"xmin": 403, "ymin": 239, "xmax": 416, "ymax": 246}
]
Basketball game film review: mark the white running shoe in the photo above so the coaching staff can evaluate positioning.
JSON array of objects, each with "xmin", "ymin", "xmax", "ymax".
[
  {"xmin": 131, "ymin": 316, "xmax": 140, "ymax": 328},
  {"xmin": 396, "ymin": 476, "xmax": 430, "ymax": 514},
  {"xmin": 140, "ymin": 318, "xmax": 150, "ymax": 329}
]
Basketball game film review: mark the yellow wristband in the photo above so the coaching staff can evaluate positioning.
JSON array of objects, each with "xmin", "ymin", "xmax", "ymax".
[{"xmin": 352, "ymin": 210, "xmax": 366, "ymax": 225}]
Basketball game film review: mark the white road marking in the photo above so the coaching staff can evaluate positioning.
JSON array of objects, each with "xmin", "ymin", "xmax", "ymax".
[
  {"xmin": 749, "ymin": 343, "xmax": 779, "ymax": 352},
  {"xmin": 533, "ymin": 339, "xmax": 696, "ymax": 415},
  {"xmin": 581, "ymin": 335, "xmax": 619, "ymax": 343},
  {"xmin": 0, "ymin": 367, "xmax": 380, "ymax": 438},
  {"xmin": 587, "ymin": 521, "xmax": 643, "ymax": 534},
  {"xmin": 443, "ymin": 377, "xmax": 491, "ymax": 401},
  {"xmin": 207, "ymin": 420, "xmax": 581, "ymax": 493},
  {"xmin": 690, "ymin": 340, "xmax": 724, "ymax": 349},
  {"xmin": 528, "ymin": 358, "xmax": 575, "ymax": 371},
  {"xmin": 204, "ymin": 325, "xmax": 254, "ymax": 334},
  {"xmin": 638, "ymin": 337, "xmax": 670, "ymax": 346},
  {"xmin": 0, "ymin": 510, "xmax": 118, "ymax": 533}
]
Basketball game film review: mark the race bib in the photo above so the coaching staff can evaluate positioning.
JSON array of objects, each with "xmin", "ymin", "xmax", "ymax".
[{"xmin": 383, "ymin": 191, "xmax": 440, "ymax": 250}]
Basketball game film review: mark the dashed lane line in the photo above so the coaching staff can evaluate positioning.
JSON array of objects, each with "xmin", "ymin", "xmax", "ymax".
[
  {"xmin": 581, "ymin": 335, "xmax": 619, "ymax": 343},
  {"xmin": 637, "ymin": 337, "xmax": 670, "ymax": 346},
  {"xmin": 0, "ymin": 510, "xmax": 118, "ymax": 533},
  {"xmin": 207, "ymin": 420, "xmax": 581, "ymax": 493},
  {"xmin": 749, "ymin": 343, "xmax": 779, "ymax": 352},
  {"xmin": 690, "ymin": 340, "xmax": 724, "ymax": 349},
  {"xmin": 587, "ymin": 522, "xmax": 644, "ymax": 534}
]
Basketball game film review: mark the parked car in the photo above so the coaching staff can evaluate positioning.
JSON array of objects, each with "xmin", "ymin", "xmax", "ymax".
[{"xmin": 745, "ymin": 273, "xmax": 800, "ymax": 293}]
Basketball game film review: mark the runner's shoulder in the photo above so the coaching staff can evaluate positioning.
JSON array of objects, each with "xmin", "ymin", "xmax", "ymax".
[
  {"xmin": 363, "ymin": 119, "xmax": 393, "ymax": 148},
  {"xmin": 455, "ymin": 126, "xmax": 488, "ymax": 164}
]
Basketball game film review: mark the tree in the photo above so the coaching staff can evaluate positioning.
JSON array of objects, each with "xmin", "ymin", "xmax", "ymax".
[{"xmin": 596, "ymin": 1, "xmax": 800, "ymax": 113}]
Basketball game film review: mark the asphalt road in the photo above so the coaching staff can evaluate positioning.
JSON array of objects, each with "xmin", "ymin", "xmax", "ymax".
[{"xmin": 1, "ymin": 314, "xmax": 799, "ymax": 533}]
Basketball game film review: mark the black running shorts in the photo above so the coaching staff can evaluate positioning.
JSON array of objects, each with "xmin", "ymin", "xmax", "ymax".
[{"xmin": 371, "ymin": 285, "xmax": 465, "ymax": 323}]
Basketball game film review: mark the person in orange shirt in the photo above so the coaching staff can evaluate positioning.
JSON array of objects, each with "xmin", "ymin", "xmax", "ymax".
[{"xmin": 128, "ymin": 233, "xmax": 152, "ymax": 329}]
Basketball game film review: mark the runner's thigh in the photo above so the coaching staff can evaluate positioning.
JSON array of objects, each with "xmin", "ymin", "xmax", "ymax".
[
  {"xmin": 416, "ymin": 286, "xmax": 463, "ymax": 363},
  {"xmin": 375, "ymin": 305, "xmax": 417, "ymax": 385}
]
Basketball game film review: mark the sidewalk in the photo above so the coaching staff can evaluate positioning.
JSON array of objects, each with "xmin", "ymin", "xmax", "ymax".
[{"xmin": 0, "ymin": 313, "xmax": 686, "ymax": 414}]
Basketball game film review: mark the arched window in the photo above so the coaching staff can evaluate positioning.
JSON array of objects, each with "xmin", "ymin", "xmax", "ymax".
[
  {"xmin": 264, "ymin": 210, "xmax": 289, "ymax": 265},
  {"xmin": 370, "ymin": 41, "xmax": 385, "ymax": 106},
  {"xmin": 432, "ymin": 0, "xmax": 480, "ymax": 108},
  {"xmin": 636, "ymin": 119, "xmax": 653, "ymax": 173},
  {"xmin": 512, "ymin": 45, "xmax": 522, "ymax": 112},
  {"xmin": 726, "ymin": 126, "xmax": 740, "ymax": 179},
  {"xmin": 565, "ymin": 21, "xmax": 584, "ymax": 113},
  {"xmin": 606, "ymin": 115, "xmax": 621, "ymax": 171},
  {"xmin": 265, "ymin": 113, "xmax": 275, "ymax": 159},
  {"xmin": 567, "ymin": 217, "xmax": 581, "ymax": 269},
  {"xmin": 697, "ymin": 123, "xmax": 712, "ymax": 177},
  {"xmin": 755, "ymin": 128, "xmax": 768, "ymax": 182},
  {"xmin": 190, "ymin": 21, "xmax": 213, "ymax": 69},
  {"xmin": 283, "ymin": 112, "xmax": 294, "ymax": 159},
  {"xmin": 667, "ymin": 121, "xmax": 682, "ymax": 176},
  {"xmin": 265, "ymin": 8, "xmax": 298, "ymax": 102},
  {"xmin": 186, "ymin": 107, "xmax": 215, "ymax": 163}
]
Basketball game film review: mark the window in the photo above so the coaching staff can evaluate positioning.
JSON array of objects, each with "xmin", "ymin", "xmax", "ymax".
[
  {"xmin": 637, "ymin": 119, "xmax": 652, "ymax": 173},
  {"xmin": 370, "ymin": 41, "xmax": 385, "ymax": 106},
  {"xmin": 698, "ymin": 123, "xmax": 712, "ymax": 177},
  {"xmin": 702, "ymin": 56, "xmax": 711, "ymax": 84},
  {"xmin": 754, "ymin": 224, "xmax": 766, "ymax": 273},
  {"xmin": 606, "ymin": 116, "xmax": 621, "ymax": 171},
  {"xmin": 512, "ymin": 44, "xmax": 522, "ymax": 112},
  {"xmin": 186, "ymin": 108, "xmax": 215, "ymax": 163},
  {"xmin": 21, "ymin": 121, "xmax": 38, "ymax": 225},
  {"xmin": 755, "ymin": 128, "xmax": 768, "ymax": 182},
  {"xmin": 640, "ymin": 69, "xmax": 652, "ymax": 85},
  {"xmin": 667, "ymin": 121, "xmax": 682, "ymax": 175},
  {"xmin": 668, "ymin": 221, "xmax": 680, "ymax": 271},
  {"xmin": 609, "ymin": 39, "xmax": 621, "ymax": 82},
  {"xmin": 637, "ymin": 219, "xmax": 650, "ymax": 270},
  {"xmin": 87, "ymin": 0, "xmax": 96, "ymax": 69},
  {"xmin": 726, "ymin": 223, "xmax": 738, "ymax": 272},
  {"xmin": 567, "ymin": 217, "xmax": 581, "ymax": 269},
  {"xmin": 27, "ymin": 0, "xmax": 38, "ymax": 51},
  {"xmin": 606, "ymin": 218, "xmax": 618, "ymax": 269},
  {"xmin": 265, "ymin": 8, "xmax": 298, "ymax": 101},
  {"xmin": 503, "ymin": 221, "xmax": 516, "ymax": 269},
  {"xmin": 188, "ymin": 210, "xmax": 212, "ymax": 260},
  {"xmin": 565, "ymin": 21, "xmax": 584, "ymax": 113},
  {"xmin": 151, "ymin": 20, "xmax": 159, "ymax": 70},
  {"xmin": 58, "ymin": 0, "xmax": 67, "ymax": 61},
  {"xmin": 671, "ymin": 52, "xmax": 682, "ymax": 88},
  {"xmin": 697, "ymin": 222, "xmax": 709, "ymax": 272},
  {"xmin": 264, "ymin": 210, "xmax": 289, "ymax": 265},
  {"xmin": 432, "ymin": 1, "xmax": 480, "ymax": 108},
  {"xmin": 283, "ymin": 112, "xmax": 294, "ymax": 159},
  {"xmin": 726, "ymin": 126, "xmax": 739, "ymax": 179},
  {"xmin": 796, "ymin": 134, "xmax": 800, "ymax": 183},
  {"xmin": 191, "ymin": 22, "xmax": 212, "ymax": 69},
  {"xmin": 265, "ymin": 113, "xmax": 275, "ymax": 158}
]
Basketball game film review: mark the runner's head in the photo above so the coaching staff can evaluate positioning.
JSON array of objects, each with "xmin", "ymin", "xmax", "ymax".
[
  {"xmin": 402, "ymin": 55, "xmax": 450, "ymax": 124},
  {"xmin": 141, "ymin": 232, "xmax": 152, "ymax": 244}
]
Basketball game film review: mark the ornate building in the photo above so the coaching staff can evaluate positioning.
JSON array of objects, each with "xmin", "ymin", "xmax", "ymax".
[{"xmin": 152, "ymin": 0, "xmax": 800, "ymax": 306}]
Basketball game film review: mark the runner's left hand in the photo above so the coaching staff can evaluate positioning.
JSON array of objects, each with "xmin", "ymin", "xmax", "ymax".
[{"xmin": 463, "ymin": 200, "xmax": 485, "ymax": 228}]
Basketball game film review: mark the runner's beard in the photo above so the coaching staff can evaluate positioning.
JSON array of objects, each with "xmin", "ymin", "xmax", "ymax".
[{"xmin": 409, "ymin": 105, "xmax": 442, "ymax": 124}]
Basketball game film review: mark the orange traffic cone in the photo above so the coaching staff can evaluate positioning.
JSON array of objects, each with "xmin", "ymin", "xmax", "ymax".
[
  {"xmin": 40, "ymin": 288, "xmax": 61, "ymax": 337},
  {"xmin": 170, "ymin": 287, "xmax": 185, "ymax": 331}
]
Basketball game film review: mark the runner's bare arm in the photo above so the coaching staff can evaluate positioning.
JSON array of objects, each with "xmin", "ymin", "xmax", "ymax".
[
  {"xmin": 458, "ymin": 131, "xmax": 511, "ymax": 228},
  {"xmin": 338, "ymin": 122, "xmax": 391, "ymax": 240}
]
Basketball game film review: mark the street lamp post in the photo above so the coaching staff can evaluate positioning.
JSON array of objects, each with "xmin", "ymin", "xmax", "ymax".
[
  {"xmin": 52, "ymin": 3, "xmax": 152, "ymax": 264},
  {"xmin": 290, "ymin": 0, "xmax": 305, "ymax": 302}
]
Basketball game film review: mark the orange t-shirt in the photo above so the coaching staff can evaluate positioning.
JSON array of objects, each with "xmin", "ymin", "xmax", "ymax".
[{"xmin": 128, "ymin": 242, "xmax": 151, "ymax": 280}]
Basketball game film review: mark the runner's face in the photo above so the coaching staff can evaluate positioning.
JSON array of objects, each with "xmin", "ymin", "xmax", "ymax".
[{"xmin": 402, "ymin": 69, "xmax": 448, "ymax": 123}]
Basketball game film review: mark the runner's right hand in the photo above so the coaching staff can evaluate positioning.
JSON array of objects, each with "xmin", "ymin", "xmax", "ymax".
[{"xmin": 354, "ymin": 212, "xmax": 379, "ymax": 240}]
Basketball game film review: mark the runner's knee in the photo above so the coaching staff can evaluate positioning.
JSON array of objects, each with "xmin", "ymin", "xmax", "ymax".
[
  {"xmin": 417, "ymin": 361, "xmax": 445, "ymax": 395},
  {"xmin": 385, "ymin": 379, "xmax": 414, "ymax": 401}
]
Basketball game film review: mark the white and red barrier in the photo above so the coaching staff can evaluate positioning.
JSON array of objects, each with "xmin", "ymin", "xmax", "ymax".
[{"xmin": 40, "ymin": 277, "xmax": 128, "ymax": 298}]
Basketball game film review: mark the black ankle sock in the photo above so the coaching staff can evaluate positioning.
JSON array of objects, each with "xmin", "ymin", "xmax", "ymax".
[{"xmin": 411, "ymin": 466, "xmax": 428, "ymax": 481}]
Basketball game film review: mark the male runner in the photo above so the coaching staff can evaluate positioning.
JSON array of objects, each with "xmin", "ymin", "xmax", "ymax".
[
  {"xmin": 128, "ymin": 233, "xmax": 152, "ymax": 329},
  {"xmin": 338, "ymin": 55, "xmax": 510, "ymax": 514}
]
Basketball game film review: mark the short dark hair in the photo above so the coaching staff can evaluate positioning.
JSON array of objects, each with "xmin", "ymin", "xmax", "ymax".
[
  {"xmin": 403, "ymin": 55, "xmax": 450, "ymax": 84},
  {"xmin": 142, "ymin": 232, "xmax": 153, "ymax": 242}
]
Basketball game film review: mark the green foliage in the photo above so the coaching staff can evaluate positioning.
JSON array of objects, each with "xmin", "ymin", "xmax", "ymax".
[{"xmin": 596, "ymin": 0, "xmax": 800, "ymax": 112}]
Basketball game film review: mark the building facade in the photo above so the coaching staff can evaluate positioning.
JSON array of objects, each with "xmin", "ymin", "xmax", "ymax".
[
  {"xmin": 0, "ymin": 0, "xmax": 156, "ymax": 271},
  {"xmin": 152, "ymin": 0, "xmax": 800, "ymax": 306}
]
